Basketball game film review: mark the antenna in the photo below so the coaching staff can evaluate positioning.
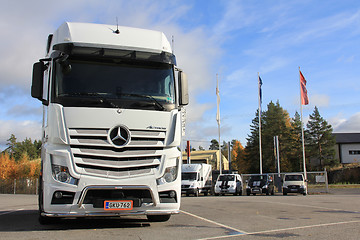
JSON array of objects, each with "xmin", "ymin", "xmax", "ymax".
[
  {"xmin": 114, "ymin": 17, "xmax": 120, "ymax": 34},
  {"xmin": 172, "ymin": 35, "xmax": 174, "ymax": 54}
]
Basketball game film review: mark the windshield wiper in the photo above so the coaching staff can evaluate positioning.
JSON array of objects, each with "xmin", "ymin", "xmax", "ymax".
[
  {"xmin": 60, "ymin": 92, "xmax": 121, "ymax": 108},
  {"xmin": 118, "ymin": 93, "xmax": 165, "ymax": 111}
]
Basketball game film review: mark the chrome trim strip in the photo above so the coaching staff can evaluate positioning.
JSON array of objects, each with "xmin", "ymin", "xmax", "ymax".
[{"xmin": 41, "ymin": 210, "xmax": 180, "ymax": 218}]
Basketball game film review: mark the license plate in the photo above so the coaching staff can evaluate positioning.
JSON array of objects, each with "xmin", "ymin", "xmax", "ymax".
[{"xmin": 104, "ymin": 200, "xmax": 133, "ymax": 210}]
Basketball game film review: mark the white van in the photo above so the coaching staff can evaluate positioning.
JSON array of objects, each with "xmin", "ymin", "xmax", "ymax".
[
  {"xmin": 282, "ymin": 173, "xmax": 307, "ymax": 195},
  {"xmin": 181, "ymin": 164, "xmax": 212, "ymax": 197},
  {"xmin": 214, "ymin": 174, "xmax": 243, "ymax": 196}
]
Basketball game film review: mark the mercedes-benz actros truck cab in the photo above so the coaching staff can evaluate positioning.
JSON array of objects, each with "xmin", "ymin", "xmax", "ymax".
[{"xmin": 31, "ymin": 22, "xmax": 188, "ymax": 223}]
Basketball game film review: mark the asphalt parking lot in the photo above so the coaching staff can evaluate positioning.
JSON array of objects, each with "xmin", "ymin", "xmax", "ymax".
[{"xmin": 1, "ymin": 189, "xmax": 360, "ymax": 240}]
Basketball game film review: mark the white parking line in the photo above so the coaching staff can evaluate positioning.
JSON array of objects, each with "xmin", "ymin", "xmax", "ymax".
[
  {"xmin": 180, "ymin": 210, "xmax": 248, "ymax": 235},
  {"xmin": 200, "ymin": 219, "xmax": 360, "ymax": 239}
]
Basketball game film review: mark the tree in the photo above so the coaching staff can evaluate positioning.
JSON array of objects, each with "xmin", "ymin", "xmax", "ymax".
[
  {"xmin": 231, "ymin": 140, "xmax": 246, "ymax": 173},
  {"xmin": 244, "ymin": 109, "xmax": 262, "ymax": 173},
  {"xmin": 244, "ymin": 101, "xmax": 293, "ymax": 173},
  {"xmin": 209, "ymin": 139, "xmax": 219, "ymax": 150},
  {"xmin": 261, "ymin": 101, "xmax": 292, "ymax": 173},
  {"xmin": 3, "ymin": 135, "xmax": 41, "ymax": 162},
  {"xmin": 288, "ymin": 111, "xmax": 304, "ymax": 172},
  {"xmin": 306, "ymin": 106, "xmax": 336, "ymax": 170}
]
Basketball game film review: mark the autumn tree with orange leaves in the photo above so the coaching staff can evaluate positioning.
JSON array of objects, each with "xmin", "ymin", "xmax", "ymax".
[{"xmin": 0, "ymin": 134, "xmax": 41, "ymax": 180}]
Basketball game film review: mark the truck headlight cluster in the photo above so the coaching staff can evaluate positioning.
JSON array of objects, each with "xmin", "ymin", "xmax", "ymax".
[
  {"xmin": 51, "ymin": 164, "xmax": 78, "ymax": 185},
  {"xmin": 157, "ymin": 158, "xmax": 179, "ymax": 185}
]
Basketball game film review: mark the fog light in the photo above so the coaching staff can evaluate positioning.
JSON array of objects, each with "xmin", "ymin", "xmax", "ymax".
[
  {"xmin": 54, "ymin": 191, "xmax": 63, "ymax": 199},
  {"xmin": 169, "ymin": 190, "xmax": 176, "ymax": 198}
]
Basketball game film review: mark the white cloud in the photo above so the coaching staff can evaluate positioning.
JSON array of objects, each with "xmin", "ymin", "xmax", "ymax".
[
  {"xmin": 333, "ymin": 112, "xmax": 360, "ymax": 133},
  {"xmin": 310, "ymin": 94, "xmax": 330, "ymax": 107},
  {"xmin": 0, "ymin": 120, "xmax": 42, "ymax": 150}
]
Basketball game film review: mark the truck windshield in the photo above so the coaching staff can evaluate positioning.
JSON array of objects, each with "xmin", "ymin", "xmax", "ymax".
[
  {"xmin": 285, "ymin": 175, "xmax": 303, "ymax": 181},
  {"xmin": 52, "ymin": 59, "xmax": 176, "ymax": 111},
  {"xmin": 182, "ymin": 173, "xmax": 197, "ymax": 181}
]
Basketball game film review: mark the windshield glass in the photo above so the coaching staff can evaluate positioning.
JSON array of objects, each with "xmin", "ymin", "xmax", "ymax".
[
  {"xmin": 182, "ymin": 173, "xmax": 197, "ymax": 181},
  {"xmin": 249, "ymin": 175, "xmax": 267, "ymax": 182},
  {"xmin": 52, "ymin": 59, "xmax": 175, "ymax": 111},
  {"xmin": 285, "ymin": 175, "xmax": 303, "ymax": 181},
  {"xmin": 218, "ymin": 175, "xmax": 235, "ymax": 181}
]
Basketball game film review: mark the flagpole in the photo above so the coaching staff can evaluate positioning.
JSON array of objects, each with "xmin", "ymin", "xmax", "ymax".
[
  {"xmin": 216, "ymin": 74, "xmax": 222, "ymax": 174},
  {"xmin": 299, "ymin": 67, "xmax": 308, "ymax": 193},
  {"xmin": 258, "ymin": 72, "xmax": 263, "ymax": 174}
]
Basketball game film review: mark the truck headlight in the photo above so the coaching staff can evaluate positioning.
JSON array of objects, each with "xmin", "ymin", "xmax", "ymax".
[
  {"xmin": 262, "ymin": 185, "xmax": 268, "ymax": 189},
  {"xmin": 157, "ymin": 158, "xmax": 179, "ymax": 185},
  {"xmin": 51, "ymin": 164, "xmax": 78, "ymax": 185}
]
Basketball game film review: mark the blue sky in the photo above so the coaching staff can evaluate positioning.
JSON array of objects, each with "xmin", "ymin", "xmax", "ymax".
[{"xmin": 1, "ymin": 0, "xmax": 360, "ymax": 150}]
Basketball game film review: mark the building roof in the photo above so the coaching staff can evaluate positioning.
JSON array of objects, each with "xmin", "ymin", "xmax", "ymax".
[{"xmin": 333, "ymin": 133, "xmax": 360, "ymax": 144}]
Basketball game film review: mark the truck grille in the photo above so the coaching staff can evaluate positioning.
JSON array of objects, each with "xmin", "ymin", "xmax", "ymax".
[{"xmin": 68, "ymin": 128, "xmax": 166, "ymax": 178}]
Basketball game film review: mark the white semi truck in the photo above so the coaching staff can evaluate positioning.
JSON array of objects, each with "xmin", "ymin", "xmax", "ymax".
[
  {"xmin": 31, "ymin": 22, "xmax": 188, "ymax": 223},
  {"xmin": 181, "ymin": 164, "xmax": 212, "ymax": 196}
]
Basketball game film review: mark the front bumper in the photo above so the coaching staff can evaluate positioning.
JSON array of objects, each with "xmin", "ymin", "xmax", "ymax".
[{"xmin": 283, "ymin": 186, "xmax": 306, "ymax": 194}]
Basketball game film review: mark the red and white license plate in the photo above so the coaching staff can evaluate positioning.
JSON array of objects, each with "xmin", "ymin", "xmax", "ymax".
[{"xmin": 104, "ymin": 200, "xmax": 133, "ymax": 210}]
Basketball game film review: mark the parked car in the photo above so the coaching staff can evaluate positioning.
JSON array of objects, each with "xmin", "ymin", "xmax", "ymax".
[
  {"xmin": 214, "ymin": 174, "xmax": 243, "ymax": 196},
  {"xmin": 282, "ymin": 173, "xmax": 307, "ymax": 195},
  {"xmin": 246, "ymin": 174, "xmax": 274, "ymax": 196}
]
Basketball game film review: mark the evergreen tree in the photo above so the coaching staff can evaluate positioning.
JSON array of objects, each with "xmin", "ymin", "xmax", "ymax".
[
  {"xmin": 261, "ymin": 101, "xmax": 291, "ymax": 173},
  {"xmin": 209, "ymin": 139, "xmax": 219, "ymax": 150},
  {"xmin": 244, "ymin": 109, "xmax": 262, "ymax": 173},
  {"xmin": 288, "ymin": 111, "xmax": 304, "ymax": 172},
  {"xmin": 306, "ymin": 107, "xmax": 336, "ymax": 169},
  {"xmin": 244, "ymin": 101, "xmax": 293, "ymax": 173}
]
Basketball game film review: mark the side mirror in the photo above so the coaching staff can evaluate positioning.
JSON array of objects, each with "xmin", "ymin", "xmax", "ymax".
[
  {"xmin": 31, "ymin": 62, "xmax": 45, "ymax": 101},
  {"xmin": 178, "ymin": 71, "xmax": 189, "ymax": 106}
]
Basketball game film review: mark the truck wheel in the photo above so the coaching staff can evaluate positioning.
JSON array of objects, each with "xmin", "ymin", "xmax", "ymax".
[
  {"xmin": 283, "ymin": 192, "xmax": 287, "ymax": 195},
  {"xmin": 271, "ymin": 189, "xmax": 274, "ymax": 195},
  {"xmin": 234, "ymin": 188, "xmax": 238, "ymax": 196},
  {"xmin": 147, "ymin": 215, "xmax": 171, "ymax": 222},
  {"xmin": 239, "ymin": 190, "xmax": 242, "ymax": 196},
  {"xmin": 247, "ymin": 192, "xmax": 250, "ymax": 196},
  {"xmin": 204, "ymin": 191, "xmax": 208, "ymax": 196}
]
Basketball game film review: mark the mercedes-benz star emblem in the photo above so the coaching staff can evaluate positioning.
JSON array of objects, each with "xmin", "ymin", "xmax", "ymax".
[{"xmin": 108, "ymin": 125, "xmax": 131, "ymax": 147}]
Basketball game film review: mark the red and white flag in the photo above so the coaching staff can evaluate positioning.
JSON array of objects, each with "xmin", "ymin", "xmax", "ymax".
[{"xmin": 300, "ymin": 70, "xmax": 309, "ymax": 105}]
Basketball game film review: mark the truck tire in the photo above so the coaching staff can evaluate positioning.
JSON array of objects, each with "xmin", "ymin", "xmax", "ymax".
[
  {"xmin": 204, "ymin": 190, "xmax": 208, "ymax": 196},
  {"xmin": 147, "ymin": 215, "xmax": 171, "ymax": 222}
]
